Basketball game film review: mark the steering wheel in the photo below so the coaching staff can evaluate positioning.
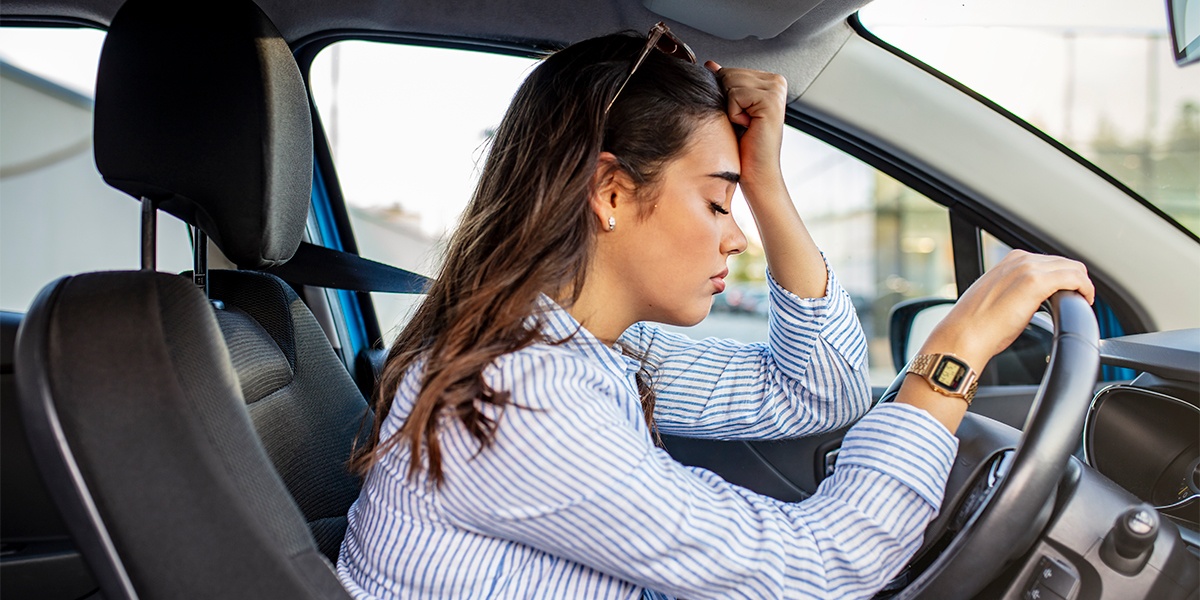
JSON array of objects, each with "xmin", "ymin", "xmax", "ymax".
[{"xmin": 876, "ymin": 290, "xmax": 1099, "ymax": 599}]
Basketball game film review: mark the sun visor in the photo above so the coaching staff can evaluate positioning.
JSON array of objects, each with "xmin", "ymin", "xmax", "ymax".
[{"xmin": 643, "ymin": 0, "xmax": 825, "ymax": 40}]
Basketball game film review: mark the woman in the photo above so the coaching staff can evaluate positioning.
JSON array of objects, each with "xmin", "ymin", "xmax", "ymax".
[{"xmin": 337, "ymin": 25, "xmax": 1093, "ymax": 599}]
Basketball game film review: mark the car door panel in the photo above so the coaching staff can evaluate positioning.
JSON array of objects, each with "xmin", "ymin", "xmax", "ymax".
[{"xmin": 0, "ymin": 311, "xmax": 99, "ymax": 600}]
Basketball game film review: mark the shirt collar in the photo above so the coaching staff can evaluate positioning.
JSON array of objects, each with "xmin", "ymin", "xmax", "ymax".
[{"xmin": 531, "ymin": 295, "xmax": 639, "ymax": 379}]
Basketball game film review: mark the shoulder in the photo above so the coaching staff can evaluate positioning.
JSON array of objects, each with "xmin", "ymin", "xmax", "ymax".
[{"xmin": 484, "ymin": 342, "xmax": 621, "ymax": 410}]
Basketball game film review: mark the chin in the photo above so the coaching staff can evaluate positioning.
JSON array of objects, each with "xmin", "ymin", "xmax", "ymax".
[{"xmin": 660, "ymin": 301, "xmax": 712, "ymax": 328}]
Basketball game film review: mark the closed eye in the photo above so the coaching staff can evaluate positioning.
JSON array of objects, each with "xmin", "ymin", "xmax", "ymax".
[{"xmin": 709, "ymin": 201, "xmax": 730, "ymax": 215}]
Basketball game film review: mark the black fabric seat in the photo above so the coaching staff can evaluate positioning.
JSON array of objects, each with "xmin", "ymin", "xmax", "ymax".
[
  {"xmin": 207, "ymin": 269, "xmax": 368, "ymax": 560},
  {"xmin": 13, "ymin": 0, "xmax": 368, "ymax": 596},
  {"xmin": 18, "ymin": 273, "xmax": 351, "ymax": 599}
]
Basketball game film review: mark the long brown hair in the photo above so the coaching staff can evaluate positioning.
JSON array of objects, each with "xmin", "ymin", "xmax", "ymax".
[{"xmin": 350, "ymin": 31, "xmax": 727, "ymax": 484}]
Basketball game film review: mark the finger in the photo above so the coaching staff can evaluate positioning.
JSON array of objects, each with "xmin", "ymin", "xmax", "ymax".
[
  {"xmin": 1007, "ymin": 253, "xmax": 1095, "ymax": 306},
  {"xmin": 1022, "ymin": 254, "xmax": 1094, "ymax": 305},
  {"xmin": 704, "ymin": 60, "xmax": 721, "ymax": 73},
  {"xmin": 1075, "ymin": 262, "xmax": 1095, "ymax": 304},
  {"xmin": 1050, "ymin": 260, "xmax": 1095, "ymax": 305},
  {"xmin": 725, "ymin": 87, "xmax": 784, "ymax": 127},
  {"xmin": 723, "ymin": 89, "xmax": 752, "ymax": 127},
  {"xmin": 726, "ymin": 99, "xmax": 751, "ymax": 127}
]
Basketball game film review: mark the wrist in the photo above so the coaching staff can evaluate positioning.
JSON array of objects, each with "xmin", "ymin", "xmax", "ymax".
[
  {"xmin": 740, "ymin": 169, "xmax": 786, "ymax": 200},
  {"xmin": 896, "ymin": 375, "xmax": 969, "ymax": 434},
  {"xmin": 919, "ymin": 324, "xmax": 991, "ymax": 372},
  {"xmin": 906, "ymin": 352, "xmax": 981, "ymax": 406}
]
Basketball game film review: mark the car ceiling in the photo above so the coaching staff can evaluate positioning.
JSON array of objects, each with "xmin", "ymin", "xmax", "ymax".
[{"xmin": 0, "ymin": 0, "xmax": 874, "ymax": 98}]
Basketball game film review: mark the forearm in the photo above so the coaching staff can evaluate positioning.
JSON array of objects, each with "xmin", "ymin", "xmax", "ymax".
[
  {"xmin": 708, "ymin": 63, "xmax": 827, "ymax": 300},
  {"xmin": 743, "ymin": 174, "xmax": 827, "ymax": 299},
  {"xmin": 633, "ymin": 266, "xmax": 870, "ymax": 439},
  {"xmin": 893, "ymin": 250, "xmax": 1094, "ymax": 435}
]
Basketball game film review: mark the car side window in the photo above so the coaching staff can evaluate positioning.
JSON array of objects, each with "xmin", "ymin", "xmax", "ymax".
[
  {"xmin": 309, "ymin": 41, "xmax": 537, "ymax": 342},
  {"xmin": 309, "ymin": 41, "xmax": 956, "ymax": 385},
  {"xmin": 0, "ymin": 27, "xmax": 192, "ymax": 313}
]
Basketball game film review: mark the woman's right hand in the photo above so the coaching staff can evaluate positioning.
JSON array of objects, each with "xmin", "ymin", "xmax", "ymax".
[
  {"xmin": 897, "ymin": 250, "xmax": 1094, "ymax": 433},
  {"xmin": 921, "ymin": 250, "xmax": 1094, "ymax": 370}
]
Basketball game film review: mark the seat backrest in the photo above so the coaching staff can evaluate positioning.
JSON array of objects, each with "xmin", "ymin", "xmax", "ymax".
[
  {"xmin": 92, "ymin": 0, "xmax": 373, "ymax": 564},
  {"xmin": 15, "ymin": 0, "xmax": 367, "ymax": 596},
  {"xmin": 17, "ymin": 272, "xmax": 350, "ymax": 600},
  {"xmin": 207, "ymin": 269, "xmax": 370, "ymax": 560}
]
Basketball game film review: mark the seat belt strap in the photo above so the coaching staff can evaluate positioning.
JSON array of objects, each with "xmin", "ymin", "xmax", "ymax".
[{"xmin": 264, "ymin": 242, "xmax": 431, "ymax": 294}]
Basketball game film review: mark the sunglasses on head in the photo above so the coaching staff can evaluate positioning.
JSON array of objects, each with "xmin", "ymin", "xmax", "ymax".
[{"xmin": 604, "ymin": 21, "xmax": 697, "ymax": 115}]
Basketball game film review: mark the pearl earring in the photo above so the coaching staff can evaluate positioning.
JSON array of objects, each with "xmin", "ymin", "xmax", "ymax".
[{"xmin": 608, "ymin": 216, "xmax": 616, "ymax": 231}]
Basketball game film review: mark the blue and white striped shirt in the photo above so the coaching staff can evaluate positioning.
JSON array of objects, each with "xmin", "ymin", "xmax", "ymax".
[{"xmin": 338, "ymin": 267, "xmax": 958, "ymax": 599}]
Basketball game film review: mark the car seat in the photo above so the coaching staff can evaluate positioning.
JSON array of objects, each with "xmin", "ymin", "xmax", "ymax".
[{"xmin": 13, "ymin": 0, "xmax": 365, "ymax": 597}]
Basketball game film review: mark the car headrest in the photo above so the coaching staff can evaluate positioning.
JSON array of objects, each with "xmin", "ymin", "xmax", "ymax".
[{"xmin": 94, "ymin": 0, "xmax": 313, "ymax": 269}]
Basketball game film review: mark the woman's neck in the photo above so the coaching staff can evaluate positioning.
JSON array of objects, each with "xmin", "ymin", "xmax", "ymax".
[{"xmin": 557, "ymin": 278, "xmax": 635, "ymax": 347}]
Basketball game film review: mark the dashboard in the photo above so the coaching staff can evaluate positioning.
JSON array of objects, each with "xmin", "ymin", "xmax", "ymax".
[
  {"xmin": 1089, "ymin": 330, "xmax": 1200, "ymax": 534},
  {"xmin": 922, "ymin": 327, "xmax": 1200, "ymax": 599}
]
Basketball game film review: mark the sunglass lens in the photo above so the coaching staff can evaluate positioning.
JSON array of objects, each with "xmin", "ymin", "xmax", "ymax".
[{"xmin": 655, "ymin": 33, "xmax": 695, "ymax": 63}]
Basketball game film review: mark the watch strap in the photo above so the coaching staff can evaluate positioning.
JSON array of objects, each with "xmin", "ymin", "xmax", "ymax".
[{"xmin": 907, "ymin": 353, "xmax": 979, "ymax": 405}]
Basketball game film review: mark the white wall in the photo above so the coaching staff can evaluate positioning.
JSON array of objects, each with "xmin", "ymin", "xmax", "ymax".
[{"xmin": 0, "ymin": 64, "xmax": 193, "ymax": 313}]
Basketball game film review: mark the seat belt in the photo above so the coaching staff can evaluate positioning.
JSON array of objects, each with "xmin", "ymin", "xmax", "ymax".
[{"xmin": 264, "ymin": 241, "xmax": 431, "ymax": 294}]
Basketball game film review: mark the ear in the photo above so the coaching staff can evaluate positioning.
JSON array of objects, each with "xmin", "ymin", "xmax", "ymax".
[{"xmin": 589, "ymin": 152, "xmax": 635, "ymax": 231}]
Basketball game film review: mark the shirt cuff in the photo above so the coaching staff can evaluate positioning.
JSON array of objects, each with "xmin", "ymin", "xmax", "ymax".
[
  {"xmin": 766, "ymin": 258, "xmax": 866, "ymax": 372},
  {"xmin": 834, "ymin": 403, "xmax": 959, "ymax": 508}
]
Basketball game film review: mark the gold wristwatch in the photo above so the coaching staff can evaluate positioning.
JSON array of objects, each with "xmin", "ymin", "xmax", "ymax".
[{"xmin": 907, "ymin": 353, "xmax": 980, "ymax": 405}]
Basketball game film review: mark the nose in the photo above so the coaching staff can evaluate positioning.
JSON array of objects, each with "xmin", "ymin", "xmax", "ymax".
[{"xmin": 722, "ymin": 216, "xmax": 747, "ymax": 256}]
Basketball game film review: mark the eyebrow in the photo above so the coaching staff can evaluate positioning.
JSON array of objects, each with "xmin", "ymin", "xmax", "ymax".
[{"xmin": 707, "ymin": 171, "xmax": 740, "ymax": 184}]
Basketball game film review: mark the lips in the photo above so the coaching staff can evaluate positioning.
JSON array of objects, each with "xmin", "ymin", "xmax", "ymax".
[{"xmin": 711, "ymin": 268, "xmax": 728, "ymax": 293}]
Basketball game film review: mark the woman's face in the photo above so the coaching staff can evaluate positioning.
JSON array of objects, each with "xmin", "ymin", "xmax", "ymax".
[{"xmin": 607, "ymin": 114, "xmax": 748, "ymax": 327}]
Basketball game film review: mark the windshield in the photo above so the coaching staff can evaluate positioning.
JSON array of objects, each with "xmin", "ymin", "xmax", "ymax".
[{"xmin": 860, "ymin": 0, "xmax": 1200, "ymax": 236}]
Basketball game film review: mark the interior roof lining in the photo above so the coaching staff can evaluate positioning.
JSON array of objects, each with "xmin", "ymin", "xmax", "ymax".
[{"xmin": 0, "ymin": 0, "xmax": 865, "ymax": 99}]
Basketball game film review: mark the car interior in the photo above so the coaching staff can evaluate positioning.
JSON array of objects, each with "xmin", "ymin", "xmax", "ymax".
[{"xmin": 0, "ymin": 0, "xmax": 1197, "ymax": 598}]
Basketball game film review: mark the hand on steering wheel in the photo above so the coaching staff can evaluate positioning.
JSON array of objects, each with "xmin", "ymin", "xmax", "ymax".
[
  {"xmin": 897, "ymin": 250, "xmax": 1094, "ymax": 434},
  {"xmin": 879, "ymin": 251, "xmax": 1100, "ymax": 599}
]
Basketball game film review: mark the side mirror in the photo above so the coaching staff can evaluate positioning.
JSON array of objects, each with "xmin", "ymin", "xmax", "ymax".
[
  {"xmin": 889, "ymin": 297, "xmax": 1054, "ymax": 386},
  {"xmin": 1167, "ymin": 0, "xmax": 1200, "ymax": 67}
]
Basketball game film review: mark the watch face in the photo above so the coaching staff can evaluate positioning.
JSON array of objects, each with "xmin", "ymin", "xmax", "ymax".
[{"xmin": 932, "ymin": 356, "xmax": 969, "ymax": 392}]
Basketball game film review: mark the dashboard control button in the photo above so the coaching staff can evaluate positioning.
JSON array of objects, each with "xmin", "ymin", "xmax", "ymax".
[
  {"xmin": 1024, "ymin": 580, "xmax": 1066, "ymax": 600},
  {"xmin": 1032, "ymin": 556, "xmax": 1078, "ymax": 599}
]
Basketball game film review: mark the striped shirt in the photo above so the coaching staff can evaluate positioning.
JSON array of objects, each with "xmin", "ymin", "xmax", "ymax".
[{"xmin": 337, "ymin": 267, "xmax": 958, "ymax": 599}]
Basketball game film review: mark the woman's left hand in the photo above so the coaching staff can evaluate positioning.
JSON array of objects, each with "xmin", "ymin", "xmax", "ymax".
[{"xmin": 705, "ymin": 61, "xmax": 788, "ymax": 197}]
